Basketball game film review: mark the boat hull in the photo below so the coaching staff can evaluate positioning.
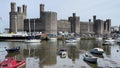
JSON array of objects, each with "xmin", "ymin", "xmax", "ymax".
[
  {"xmin": 0, "ymin": 35, "xmax": 41, "ymax": 41},
  {"xmin": 90, "ymin": 48, "xmax": 104, "ymax": 55},
  {"xmin": 83, "ymin": 56, "xmax": 97, "ymax": 63},
  {"xmin": 24, "ymin": 39, "xmax": 41, "ymax": 43}
]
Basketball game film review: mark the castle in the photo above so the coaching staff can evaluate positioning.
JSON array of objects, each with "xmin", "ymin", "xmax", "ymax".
[{"xmin": 9, "ymin": 2, "xmax": 111, "ymax": 35}]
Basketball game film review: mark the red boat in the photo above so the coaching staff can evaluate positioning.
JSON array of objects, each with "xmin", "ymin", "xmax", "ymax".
[{"xmin": 0, "ymin": 57, "xmax": 25, "ymax": 68}]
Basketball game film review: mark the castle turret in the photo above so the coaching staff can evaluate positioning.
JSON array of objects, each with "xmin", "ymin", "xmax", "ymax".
[
  {"xmin": 11, "ymin": 2, "xmax": 16, "ymax": 12},
  {"xmin": 17, "ymin": 6, "xmax": 21, "ymax": 13},
  {"xmin": 68, "ymin": 13, "xmax": 80, "ymax": 34},
  {"xmin": 89, "ymin": 19, "xmax": 91, "ymax": 23},
  {"xmin": 23, "ymin": 5, "xmax": 27, "ymax": 15},
  {"xmin": 93, "ymin": 15, "xmax": 96, "ymax": 23},
  {"xmin": 40, "ymin": 4, "xmax": 44, "ymax": 17},
  {"xmin": 106, "ymin": 19, "xmax": 111, "ymax": 33},
  {"xmin": 10, "ymin": 2, "xmax": 27, "ymax": 33}
]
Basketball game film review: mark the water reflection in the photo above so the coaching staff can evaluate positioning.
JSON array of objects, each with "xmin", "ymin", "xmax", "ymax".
[{"xmin": 0, "ymin": 40, "xmax": 120, "ymax": 68}]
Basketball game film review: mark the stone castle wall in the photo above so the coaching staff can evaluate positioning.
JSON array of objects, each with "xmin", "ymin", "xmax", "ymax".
[{"xmin": 10, "ymin": 2, "xmax": 111, "ymax": 35}]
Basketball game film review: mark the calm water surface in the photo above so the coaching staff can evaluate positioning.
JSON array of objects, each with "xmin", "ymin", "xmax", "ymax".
[{"xmin": 0, "ymin": 40, "xmax": 120, "ymax": 68}]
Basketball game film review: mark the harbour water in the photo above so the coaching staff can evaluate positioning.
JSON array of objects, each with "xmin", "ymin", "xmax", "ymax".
[{"xmin": 0, "ymin": 40, "xmax": 120, "ymax": 68}]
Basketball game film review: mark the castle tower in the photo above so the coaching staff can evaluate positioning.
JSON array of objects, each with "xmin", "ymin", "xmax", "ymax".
[
  {"xmin": 23, "ymin": 5, "xmax": 27, "ymax": 15},
  {"xmin": 95, "ymin": 19, "xmax": 104, "ymax": 34},
  {"xmin": 17, "ymin": 6, "xmax": 21, "ymax": 13},
  {"xmin": 88, "ymin": 19, "xmax": 91, "ymax": 32},
  {"xmin": 93, "ymin": 15, "xmax": 97, "ymax": 33},
  {"xmin": 106, "ymin": 19, "xmax": 111, "ymax": 34},
  {"xmin": 9, "ymin": 2, "xmax": 27, "ymax": 33},
  {"xmin": 40, "ymin": 4, "xmax": 44, "ymax": 17},
  {"xmin": 11, "ymin": 2, "xmax": 16, "ymax": 12},
  {"xmin": 41, "ymin": 12, "xmax": 57, "ymax": 35},
  {"xmin": 68, "ymin": 13, "xmax": 80, "ymax": 34},
  {"xmin": 93, "ymin": 15, "xmax": 96, "ymax": 23},
  {"xmin": 9, "ymin": 2, "xmax": 17, "ymax": 33}
]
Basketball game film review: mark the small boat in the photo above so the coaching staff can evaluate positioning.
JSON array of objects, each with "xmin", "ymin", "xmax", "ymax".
[
  {"xmin": 6, "ymin": 47, "xmax": 20, "ymax": 52},
  {"xmin": 24, "ymin": 39, "xmax": 41, "ymax": 43},
  {"xmin": 58, "ymin": 48, "xmax": 67, "ymax": 55},
  {"xmin": 83, "ymin": 53, "xmax": 97, "ymax": 63},
  {"xmin": 58, "ymin": 48, "xmax": 67, "ymax": 58},
  {"xmin": 24, "ymin": 36, "xmax": 41, "ymax": 43},
  {"xmin": 75, "ymin": 37, "xmax": 81, "ymax": 41},
  {"xmin": 102, "ymin": 41, "xmax": 115, "ymax": 45},
  {"xmin": 90, "ymin": 48, "xmax": 104, "ymax": 55},
  {"xmin": 49, "ymin": 37, "xmax": 57, "ymax": 42},
  {"xmin": 104, "ymin": 37, "xmax": 115, "ymax": 42},
  {"xmin": 65, "ymin": 38, "xmax": 78, "ymax": 43},
  {"xmin": 96, "ymin": 37, "xmax": 102, "ymax": 40},
  {"xmin": 1, "ymin": 57, "xmax": 25, "ymax": 68}
]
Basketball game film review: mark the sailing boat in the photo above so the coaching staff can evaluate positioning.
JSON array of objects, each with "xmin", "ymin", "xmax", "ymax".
[{"xmin": 24, "ymin": 19, "xmax": 41, "ymax": 43}]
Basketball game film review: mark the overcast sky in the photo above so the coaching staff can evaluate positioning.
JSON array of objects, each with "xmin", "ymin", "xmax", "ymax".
[{"xmin": 0, "ymin": 0, "xmax": 120, "ymax": 32}]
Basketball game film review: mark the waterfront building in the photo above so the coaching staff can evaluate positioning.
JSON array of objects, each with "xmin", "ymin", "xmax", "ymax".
[
  {"xmin": 24, "ymin": 4, "xmax": 57, "ymax": 35},
  {"xmin": 9, "ymin": 2, "xmax": 111, "ymax": 35},
  {"xmin": 9, "ymin": 2, "xmax": 27, "ymax": 33}
]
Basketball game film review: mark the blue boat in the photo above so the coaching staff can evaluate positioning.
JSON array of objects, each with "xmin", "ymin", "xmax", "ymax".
[{"xmin": 6, "ymin": 46, "xmax": 20, "ymax": 52}]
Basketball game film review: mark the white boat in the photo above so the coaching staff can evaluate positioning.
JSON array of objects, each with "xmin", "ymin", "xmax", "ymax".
[
  {"xmin": 103, "ymin": 41, "xmax": 115, "ymax": 45},
  {"xmin": 49, "ymin": 37, "xmax": 57, "ymax": 42},
  {"xmin": 103, "ymin": 37, "xmax": 115, "ymax": 45},
  {"xmin": 58, "ymin": 48, "xmax": 67, "ymax": 58},
  {"xmin": 104, "ymin": 38, "xmax": 115, "ymax": 42},
  {"xmin": 75, "ymin": 37, "xmax": 81, "ymax": 41},
  {"xmin": 65, "ymin": 38, "xmax": 78, "ymax": 43},
  {"xmin": 90, "ymin": 48, "xmax": 104, "ymax": 55},
  {"xmin": 96, "ymin": 37, "xmax": 102, "ymax": 40},
  {"xmin": 83, "ymin": 53, "xmax": 97, "ymax": 63},
  {"xmin": 24, "ymin": 39, "xmax": 41, "ymax": 43}
]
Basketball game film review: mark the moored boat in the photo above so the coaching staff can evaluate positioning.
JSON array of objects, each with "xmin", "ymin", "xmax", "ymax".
[
  {"xmin": 24, "ymin": 36, "xmax": 41, "ymax": 43},
  {"xmin": 58, "ymin": 48, "xmax": 67, "ymax": 58},
  {"xmin": 49, "ymin": 37, "xmax": 57, "ymax": 42},
  {"xmin": 0, "ymin": 57, "xmax": 25, "ymax": 68},
  {"xmin": 90, "ymin": 48, "xmax": 104, "ymax": 55},
  {"xmin": 24, "ymin": 39, "xmax": 41, "ymax": 43},
  {"xmin": 0, "ymin": 32, "xmax": 28, "ymax": 41},
  {"xmin": 83, "ymin": 53, "xmax": 97, "ymax": 63},
  {"xmin": 65, "ymin": 38, "xmax": 78, "ymax": 43},
  {"xmin": 6, "ymin": 46, "xmax": 20, "ymax": 52}
]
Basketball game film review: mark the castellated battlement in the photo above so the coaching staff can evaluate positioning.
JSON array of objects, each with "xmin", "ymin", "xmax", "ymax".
[
  {"xmin": 10, "ymin": 2, "xmax": 27, "ymax": 14},
  {"xmin": 9, "ymin": 2, "xmax": 27, "ymax": 33}
]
